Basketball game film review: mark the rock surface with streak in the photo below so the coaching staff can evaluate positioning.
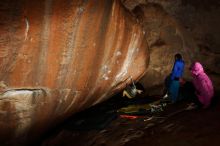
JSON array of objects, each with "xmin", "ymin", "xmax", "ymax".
[
  {"xmin": 0, "ymin": 0, "xmax": 149, "ymax": 145},
  {"xmin": 121, "ymin": 0, "xmax": 220, "ymax": 96}
]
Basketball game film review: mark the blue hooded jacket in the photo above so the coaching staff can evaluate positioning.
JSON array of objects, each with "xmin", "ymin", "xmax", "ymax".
[{"xmin": 171, "ymin": 59, "xmax": 185, "ymax": 80}]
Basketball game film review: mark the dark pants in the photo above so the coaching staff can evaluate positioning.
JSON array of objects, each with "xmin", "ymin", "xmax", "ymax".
[
  {"xmin": 179, "ymin": 81, "xmax": 202, "ymax": 107},
  {"xmin": 169, "ymin": 80, "xmax": 180, "ymax": 103},
  {"xmin": 165, "ymin": 75, "xmax": 180, "ymax": 103}
]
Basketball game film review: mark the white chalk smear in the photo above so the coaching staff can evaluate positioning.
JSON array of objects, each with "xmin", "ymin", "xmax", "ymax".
[{"xmin": 24, "ymin": 18, "xmax": 29, "ymax": 41}]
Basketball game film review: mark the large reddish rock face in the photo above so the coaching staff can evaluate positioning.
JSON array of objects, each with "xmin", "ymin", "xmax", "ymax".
[{"xmin": 0, "ymin": 0, "xmax": 148, "ymax": 145}]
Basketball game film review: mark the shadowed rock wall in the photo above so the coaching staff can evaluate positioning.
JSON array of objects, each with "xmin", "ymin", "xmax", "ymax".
[
  {"xmin": 122, "ymin": 0, "xmax": 220, "ymax": 96},
  {"xmin": 0, "ymin": 0, "xmax": 148, "ymax": 145}
]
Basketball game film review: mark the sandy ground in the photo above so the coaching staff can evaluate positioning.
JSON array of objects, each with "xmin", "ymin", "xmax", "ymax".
[{"xmin": 40, "ymin": 91, "xmax": 220, "ymax": 146}]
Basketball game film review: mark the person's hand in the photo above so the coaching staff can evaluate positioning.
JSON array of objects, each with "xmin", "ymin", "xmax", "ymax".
[
  {"xmin": 137, "ymin": 90, "xmax": 143, "ymax": 94},
  {"xmin": 179, "ymin": 78, "xmax": 186, "ymax": 86}
]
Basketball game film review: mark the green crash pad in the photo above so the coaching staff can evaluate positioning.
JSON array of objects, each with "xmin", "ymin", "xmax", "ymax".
[{"xmin": 117, "ymin": 99, "xmax": 167, "ymax": 115}]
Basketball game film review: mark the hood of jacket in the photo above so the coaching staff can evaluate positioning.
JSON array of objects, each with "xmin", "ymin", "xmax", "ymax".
[{"xmin": 190, "ymin": 62, "xmax": 204, "ymax": 76}]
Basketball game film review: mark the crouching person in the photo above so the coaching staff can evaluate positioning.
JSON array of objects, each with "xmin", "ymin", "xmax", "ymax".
[
  {"xmin": 188, "ymin": 62, "xmax": 214, "ymax": 109},
  {"xmin": 123, "ymin": 83, "xmax": 143, "ymax": 99}
]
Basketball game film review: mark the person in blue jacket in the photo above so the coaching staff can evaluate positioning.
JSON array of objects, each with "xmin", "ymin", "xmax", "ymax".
[{"xmin": 167, "ymin": 53, "xmax": 185, "ymax": 103}]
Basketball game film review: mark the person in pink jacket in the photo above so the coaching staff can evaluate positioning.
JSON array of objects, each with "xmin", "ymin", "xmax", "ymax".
[{"xmin": 189, "ymin": 62, "xmax": 214, "ymax": 108}]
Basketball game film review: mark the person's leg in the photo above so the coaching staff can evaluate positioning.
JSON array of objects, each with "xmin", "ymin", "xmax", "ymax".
[
  {"xmin": 169, "ymin": 80, "xmax": 180, "ymax": 103},
  {"xmin": 163, "ymin": 75, "xmax": 172, "ymax": 99},
  {"xmin": 191, "ymin": 94, "xmax": 202, "ymax": 107},
  {"xmin": 186, "ymin": 89, "xmax": 202, "ymax": 110},
  {"xmin": 175, "ymin": 81, "xmax": 180, "ymax": 102},
  {"xmin": 165, "ymin": 74, "xmax": 172, "ymax": 91},
  {"xmin": 123, "ymin": 90, "xmax": 133, "ymax": 99}
]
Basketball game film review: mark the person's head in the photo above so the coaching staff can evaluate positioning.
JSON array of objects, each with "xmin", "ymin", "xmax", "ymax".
[
  {"xmin": 175, "ymin": 53, "xmax": 182, "ymax": 61},
  {"xmin": 189, "ymin": 62, "xmax": 204, "ymax": 76}
]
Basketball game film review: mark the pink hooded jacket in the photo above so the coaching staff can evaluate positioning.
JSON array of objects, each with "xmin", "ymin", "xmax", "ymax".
[{"xmin": 190, "ymin": 62, "xmax": 214, "ymax": 108}]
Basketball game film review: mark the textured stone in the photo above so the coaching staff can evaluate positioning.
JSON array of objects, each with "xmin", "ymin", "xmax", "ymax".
[
  {"xmin": 0, "ymin": 0, "xmax": 148, "ymax": 145},
  {"xmin": 122, "ymin": 0, "xmax": 220, "ymax": 96}
]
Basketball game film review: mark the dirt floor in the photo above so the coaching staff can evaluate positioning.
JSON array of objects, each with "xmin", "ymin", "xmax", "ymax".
[{"xmin": 39, "ymin": 91, "xmax": 220, "ymax": 146}]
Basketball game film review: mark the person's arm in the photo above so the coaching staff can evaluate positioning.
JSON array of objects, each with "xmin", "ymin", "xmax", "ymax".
[
  {"xmin": 136, "ymin": 89, "xmax": 143, "ymax": 94},
  {"xmin": 171, "ymin": 62, "xmax": 178, "ymax": 80}
]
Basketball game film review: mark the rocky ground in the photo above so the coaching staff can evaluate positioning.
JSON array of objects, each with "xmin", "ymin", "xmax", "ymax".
[{"xmin": 39, "ymin": 90, "xmax": 220, "ymax": 146}]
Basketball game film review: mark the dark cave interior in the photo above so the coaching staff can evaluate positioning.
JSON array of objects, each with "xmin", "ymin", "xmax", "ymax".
[{"xmin": 0, "ymin": 0, "xmax": 220, "ymax": 145}]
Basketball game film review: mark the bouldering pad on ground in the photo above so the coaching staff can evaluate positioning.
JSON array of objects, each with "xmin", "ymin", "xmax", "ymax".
[{"xmin": 117, "ymin": 99, "xmax": 168, "ymax": 115}]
